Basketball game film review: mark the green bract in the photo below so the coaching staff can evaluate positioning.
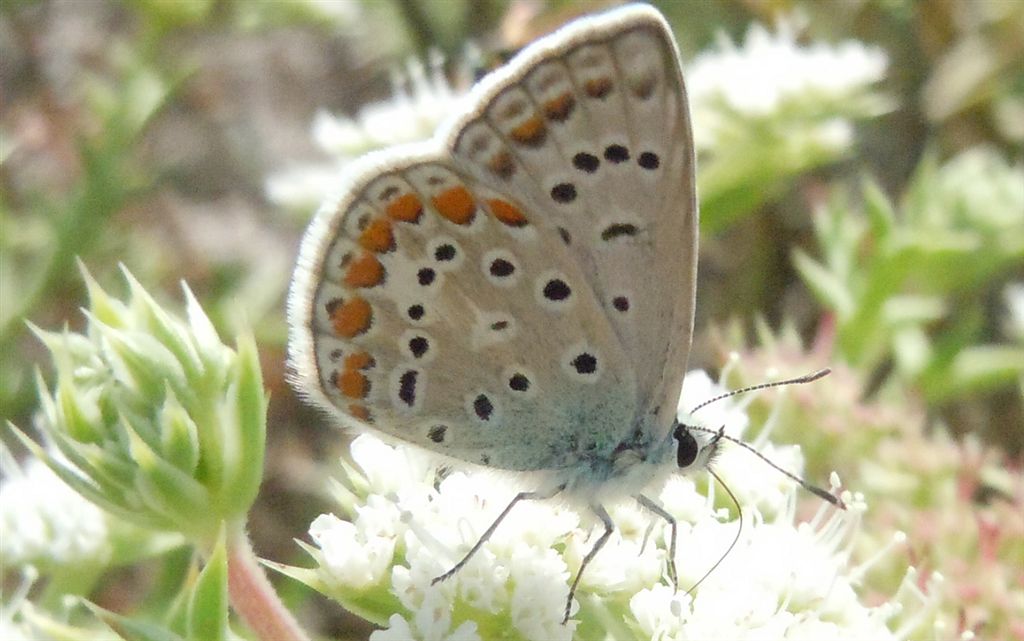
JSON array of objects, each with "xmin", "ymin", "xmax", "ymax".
[{"xmin": 13, "ymin": 266, "xmax": 266, "ymax": 544}]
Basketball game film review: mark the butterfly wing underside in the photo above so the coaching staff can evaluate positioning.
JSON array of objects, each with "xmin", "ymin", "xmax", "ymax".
[{"xmin": 288, "ymin": 5, "xmax": 697, "ymax": 471}]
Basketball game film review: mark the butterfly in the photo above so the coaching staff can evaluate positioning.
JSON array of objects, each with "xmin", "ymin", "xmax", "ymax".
[{"xmin": 287, "ymin": 3, "xmax": 826, "ymax": 624}]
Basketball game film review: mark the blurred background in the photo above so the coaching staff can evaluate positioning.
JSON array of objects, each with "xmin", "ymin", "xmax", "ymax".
[{"xmin": 2, "ymin": 0, "xmax": 1022, "ymax": 638}]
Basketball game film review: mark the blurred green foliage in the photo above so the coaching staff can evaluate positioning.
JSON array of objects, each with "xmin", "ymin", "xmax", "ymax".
[
  {"xmin": 795, "ymin": 148, "xmax": 1024, "ymax": 403},
  {"xmin": 1, "ymin": 37, "xmax": 185, "ymax": 420}
]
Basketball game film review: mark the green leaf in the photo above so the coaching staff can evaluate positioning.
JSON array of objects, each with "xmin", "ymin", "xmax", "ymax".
[
  {"xmin": 222, "ymin": 332, "xmax": 266, "ymax": 516},
  {"xmin": 81, "ymin": 263, "xmax": 132, "ymax": 330},
  {"xmin": 188, "ymin": 526, "xmax": 228, "ymax": 641},
  {"xmin": 128, "ymin": 425, "xmax": 216, "ymax": 536},
  {"xmin": 267, "ymin": 550, "xmax": 398, "ymax": 627},
  {"xmin": 182, "ymin": 286, "xmax": 228, "ymax": 374},
  {"xmin": 95, "ymin": 322, "xmax": 188, "ymax": 411},
  {"xmin": 950, "ymin": 345, "xmax": 1024, "ymax": 392},
  {"xmin": 159, "ymin": 387, "xmax": 201, "ymax": 474},
  {"xmin": 862, "ymin": 176, "xmax": 895, "ymax": 239},
  {"xmin": 123, "ymin": 267, "xmax": 204, "ymax": 385},
  {"xmin": 54, "ymin": 372, "xmax": 105, "ymax": 444},
  {"xmin": 792, "ymin": 249, "xmax": 854, "ymax": 317},
  {"xmin": 882, "ymin": 295, "xmax": 946, "ymax": 326},
  {"xmin": 8, "ymin": 422, "xmax": 109, "ymax": 505},
  {"xmin": 86, "ymin": 600, "xmax": 187, "ymax": 641}
]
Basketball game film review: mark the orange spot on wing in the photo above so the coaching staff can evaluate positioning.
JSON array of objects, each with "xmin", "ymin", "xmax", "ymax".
[
  {"xmin": 387, "ymin": 193, "xmax": 423, "ymax": 223},
  {"xmin": 344, "ymin": 351, "xmax": 374, "ymax": 370},
  {"xmin": 359, "ymin": 218, "xmax": 394, "ymax": 253},
  {"xmin": 488, "ymin": 199, "xmax": 529, "ymax": 227},
  {"xmin": 584, "ymin": 77, "xmax": 613, "ymax": 99},
  {"xmin": 543, "ymin": 93, "xmax": 575, "ymax": 122},
  {"xmin": 329, "ymin": 297, "xmax": 372, "ymax": 338},
  {"xmin": 488, "ymin": 151, "xmax": 515, "ymax": 179},
  {"xmin": 630, "ymin": 74, "xmax": 656, "ymax": 99},
  {"xmin": 432, "ymin": 186, "xmax": 476, "ymax": 225},
  {"xmin": 337, "ymin": 369, "xmax": 369, "ymax": 398},
  {"xmin": 348, "ymin": 404, "xmax": 371, "ymax": 421},
  {"xmin": 344, "ymin": 253, "xmax": 384, "ymax": 288},
  {"xmin": 509, "ymin": 115, "xmax": 547, "ymax": 147}
]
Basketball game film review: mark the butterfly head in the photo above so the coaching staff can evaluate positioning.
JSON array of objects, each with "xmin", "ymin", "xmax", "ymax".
[
  {"xmin": 671, "ymin": 422, "xmax": 722, "ymax": 473},
  {"xmin": 674, "ymin": 418, "xmax": 847, "ymax": 510}
]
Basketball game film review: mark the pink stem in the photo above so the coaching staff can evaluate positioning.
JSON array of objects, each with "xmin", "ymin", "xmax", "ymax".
[{"xmin": 226, "ymin": 525, "xmax": 312, "ymax": 641}]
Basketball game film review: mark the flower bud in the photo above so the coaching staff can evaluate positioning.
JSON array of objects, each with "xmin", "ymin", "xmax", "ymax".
[{"xmin": 12, "ymin": 266, "xmax": 266, "ymax": 544}]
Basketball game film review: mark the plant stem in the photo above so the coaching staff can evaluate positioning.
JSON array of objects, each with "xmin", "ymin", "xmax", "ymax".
[{"xmin": 226, "ymin": 524, "xmax": 312, "ymax": 641}]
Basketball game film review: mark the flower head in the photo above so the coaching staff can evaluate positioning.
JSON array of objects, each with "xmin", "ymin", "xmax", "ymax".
[
  {"xmin": 267, "ymin": 52, "xmax": 470, "ymax": 212},
  {"xmin": 284, "ymin": 370, "xmax": 928, "ymax": 640},
  {"xmin": 689, "ymin": 18, "xmax": 887, "ymax": 117},
  {"xmin": 687, "ymin": 16, "xmax": 888, "ymax": 151},
  {"xmin": 313, "ymin": 51, "xmax": 465, "ymax": 158},
  {"xmin": 683, "ymin": 15, "xmax": 889, "ymax": 228},
  {"xmin": 1005, "ymin": 282, "xmax": 1024, "ymax": 343},
  {"xmin": 0, "ymin": 441, "xmax": 109, "ymax": 569}
]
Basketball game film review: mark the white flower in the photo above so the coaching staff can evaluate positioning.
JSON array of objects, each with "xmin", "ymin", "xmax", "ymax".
[
  {"xmin": 687, "ymin": 17, "xmax": 887, "ymax": 150},
  {"xmin": 267, "ymin": 52, "xmax": 468, "ymax": 212},
  {"xmin": 312, "ymin": 52, "xmax": 462, "ymax": 157},
  {"xmin": 310, "ymin": 513, "xmax": 397, "ymax": 590},
  {"xmin": 265, "ymin": 161, "xmax": 354, "ymax": 215},
  {"xmin": 688, "ymin": 18, "xmax": 887, "ymax": 115},
  {"xmin": 0, "ymin": 452, "xmax": 109, "ymax": 568},
  {"xmin": 301, "ymin": 369, "xmax": 933, "ymax": 640},
  {"xmin": 1005, "ymin": 282, "xmax": 1024, "ymax": 342},
  {"xmin": 932, "ymin": 146, "xmax": 1024, "ymax": 229},
  {"xmin": 297, "ymin": 0, "xmax": 361, "ymax": 25},
  {"xmin": 371, "ymin": 611, "xmax": 480, "ymax": 641}
]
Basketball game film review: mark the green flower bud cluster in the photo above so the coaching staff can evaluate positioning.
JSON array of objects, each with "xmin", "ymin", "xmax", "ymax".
[{"xmin": 14, "ymin": 266, "xmax": 266, "ymax": 544}]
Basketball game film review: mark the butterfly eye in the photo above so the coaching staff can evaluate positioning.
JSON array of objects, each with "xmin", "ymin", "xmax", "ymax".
[{"xmin": 673, "ymin": 424, "xmax": 699, "ymax": 468}]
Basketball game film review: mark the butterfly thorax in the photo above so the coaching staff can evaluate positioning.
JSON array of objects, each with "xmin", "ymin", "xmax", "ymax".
[{"xmin": 557, "ymin": 415, "xmax": 678, "ymax": 501}]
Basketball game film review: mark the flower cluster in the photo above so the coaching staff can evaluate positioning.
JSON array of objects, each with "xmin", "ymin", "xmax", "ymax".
[
  {"xmin": 1, "ymin": 453, "xmax": 110, "ymax": 569},
  {"xmin": 1006, "ymin": 282, "xmax": 1024, "ymax": 342},
  {"xmin": 687, "ymin": 17, "xmax": 888, "ymax": 150},
  {"xmin": 289, "ymin": 370, "xmax": 929, "ymax": 641},
  {"xmin": 267, "ymin": 52, "xmax": 469, "ymax": 212},
  {"xmin": 3, "ymin": 267, "xmax": 307, "ymax": 641}
]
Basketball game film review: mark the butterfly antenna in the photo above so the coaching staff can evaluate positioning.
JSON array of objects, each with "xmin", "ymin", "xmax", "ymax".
[
  {"xmin": 687, "ymin": 425, "xmax": 845, "ymax": 508},
  {"xmin": 689, "ymin": 368, "xmax": 831, "ymax": 416},
  {"xmin": 683, "ymin": 367, "xmax": 844, "ymax": 508},
  {"xmin": 683, "ymin": 468, "xmax": 742, "ymax": 598}
]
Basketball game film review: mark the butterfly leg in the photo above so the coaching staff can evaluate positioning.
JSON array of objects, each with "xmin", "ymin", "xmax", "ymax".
[
  {"xmin": 636, "ymin": 494, "xmax": 678, "ymax": 590},
  {"xmin": 638, "ymin": 519, "xmax": 657, "ymax": 556},
  {"xmin": 563, "ymin": 504, "xmax": 614, "ymax": 624},
  {"xmin": 431, "ymin": 485, "xmax": 563, "ymax": 586}
]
